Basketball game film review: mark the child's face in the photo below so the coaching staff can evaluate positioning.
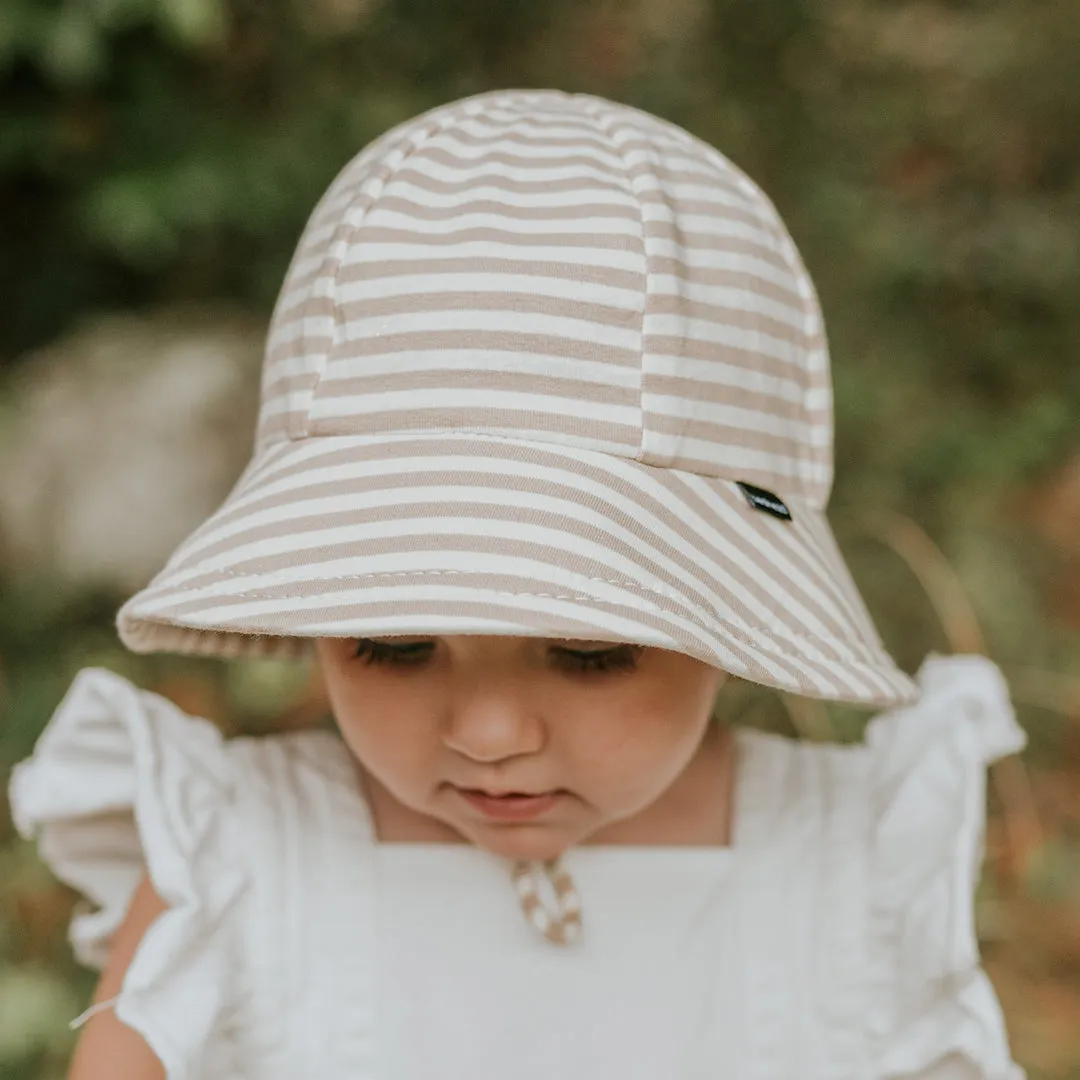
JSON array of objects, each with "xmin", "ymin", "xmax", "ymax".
[{"xmin": 316, "ymin": 636, "xmax": 727, "ymax": 861}]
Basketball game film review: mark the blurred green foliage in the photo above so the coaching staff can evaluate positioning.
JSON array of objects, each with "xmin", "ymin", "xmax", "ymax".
[{"xmin": 2, "ymin": 0, "xmax": 1079, "ymax": 1076}]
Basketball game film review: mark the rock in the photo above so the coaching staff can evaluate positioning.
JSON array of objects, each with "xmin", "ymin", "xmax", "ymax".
[{"xmin": 0, "ymin": 306, "xmax": 264, "ymax": 596}]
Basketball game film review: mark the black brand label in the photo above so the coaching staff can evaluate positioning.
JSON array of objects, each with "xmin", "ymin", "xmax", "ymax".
[{"xmin": 736, "ymin": 482, "xmax": 792, "ymax": 522}]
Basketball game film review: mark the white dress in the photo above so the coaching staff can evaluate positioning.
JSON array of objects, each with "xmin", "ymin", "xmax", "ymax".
[{"xmin": 9, "ymin": 654, "xmax": 1025, "ymax": 1080}]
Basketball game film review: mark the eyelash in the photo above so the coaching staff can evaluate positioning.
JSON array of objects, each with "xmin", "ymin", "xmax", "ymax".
[{"xmin": 352, "ymin": 639, "xmax": 642, "ymax": 675}]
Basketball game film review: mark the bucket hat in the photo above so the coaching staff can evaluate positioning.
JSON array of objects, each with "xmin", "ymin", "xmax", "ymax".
[{"xmin": 117, "ymin": 88, "xmax": 918, "ymax": 707}]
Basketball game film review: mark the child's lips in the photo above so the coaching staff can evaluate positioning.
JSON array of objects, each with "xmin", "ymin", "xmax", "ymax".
[{"xmin": 453, "ymin": 786, "xmax": 566, "ymax": 821}]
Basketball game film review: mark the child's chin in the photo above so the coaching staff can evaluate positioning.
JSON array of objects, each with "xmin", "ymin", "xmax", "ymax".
[{"xmin": 471, "ymin": 824, "xmax": 573, "ymax": 863}]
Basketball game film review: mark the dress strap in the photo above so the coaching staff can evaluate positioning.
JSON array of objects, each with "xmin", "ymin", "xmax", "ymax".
[
  {"xmin": 732, "ymin": 727, "xmax": 875, "ymax": 1080},
  {"xmin": 225, "ymin": 731, "xmax": 383, "ymax": 1077}
]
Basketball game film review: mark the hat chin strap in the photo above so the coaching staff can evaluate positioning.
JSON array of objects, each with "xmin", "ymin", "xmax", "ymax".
[{"xmin": 512, "ymin": 858, "xmax": 583, "ymax": 945}]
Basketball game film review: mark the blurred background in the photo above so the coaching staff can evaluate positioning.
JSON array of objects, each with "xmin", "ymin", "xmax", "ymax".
[{"xmin": 0, "ymin": 0, "xmax": 1078, "ymax": 1076}]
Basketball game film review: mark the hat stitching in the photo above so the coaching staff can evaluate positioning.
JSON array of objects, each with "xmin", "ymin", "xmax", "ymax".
[{"xmin": 137, "ymin": 568, "xmax": 891, "ymax": 665}]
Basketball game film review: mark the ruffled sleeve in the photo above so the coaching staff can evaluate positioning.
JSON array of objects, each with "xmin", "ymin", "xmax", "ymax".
[
  {"xmin": 8, "ymin": 666, "xmax": 247, "ymax": 1080},
  {"xmin": 867, "ymin": 654, "xmax": 1026, "ymax": 1079}
]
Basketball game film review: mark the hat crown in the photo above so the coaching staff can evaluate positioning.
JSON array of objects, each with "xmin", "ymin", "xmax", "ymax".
[{"xmin": 258, "ymin": 89, "xmax": 833, "ymax": 508}]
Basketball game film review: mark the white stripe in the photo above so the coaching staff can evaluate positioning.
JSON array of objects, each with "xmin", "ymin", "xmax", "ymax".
[
  {"xmin": 645, "ymin": 315, "xmax": 801, "ymax": 366},
  {"xmin": 339, "ymin": 240, "xmax": 645, "ymax": 271},
  {"xmin": 309, "ymin": 610, "xmax": 682, "ymax": 649},
  {"xmin": 648, "ymin": 281, "xmax": 806, "ymax": 331},
  {"xmin": 364, "ymin": 207, "xmax": 642, "ymax": 238},
  {"xmin": 429, "ymin": 130, "xmax": 625, "ymax": 168},
  {"xmin": 454, "ymin": 116, "xmax": 617, "ymax": 143},
  {"xmin": 645, "ymin": 239, "xmax": 786, "ymax": 275},
  {"xmin": 639, "ymin": 431, "xmax": 816, "ymax": 480},
  {"xmin": 262, "ymin": 350, "xmax": 324, "ymax": 385},
  {"xmin": 395, "ymin": 154, "xmax": 631, "ymax": 190},
  {"xmin": 256, "ymin": 393, "xmax": 305, "ymax": 422},
  {"xmin": 644, "ymin": 355, "xmax": 805, "ymax": 402},
  {"xmin": 291, "ymin": 350, "xmax": 642, "ymax": 388},
  {"xmin": 635, "ymin": 178, "xmax": 755, "ymax": 211},
  {"xmin": 307, "ymin": 388, "xmax": 640, "ymax": 424},
  {"xmin": 382, "ymin": 178, "xmax": 639, "ymax": 212},
  {"xmin": 333, "ymin": 272, "xmax": 644, "ymax": 311},
  {"xmin": 328, "ymin": 308, "xmax": 641, "ymax": 351},
  {"xmin": 645, "ymin": 395, "xmax": 818, "ymax": 443}
]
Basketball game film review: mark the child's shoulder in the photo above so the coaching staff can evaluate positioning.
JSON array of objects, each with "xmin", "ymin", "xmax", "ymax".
[
  {"xmin": 745, "ymin": 652, "xmax": 1024, "ymax": 777},
  {"xmin": 860, "ymin": 652, "xmax": 1025, "ymax": 810},
  {"xmin": 8, "ymin": 667, "xmax": 366, "ymax": 963},
  {"xmin": 734, "ymin": 653, "xmax": 1025, "ymax": 859}
]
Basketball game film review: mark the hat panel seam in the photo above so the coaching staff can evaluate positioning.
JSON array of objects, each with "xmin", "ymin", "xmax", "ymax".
[
  {"xmin": 294, "ymin": 107, "xmax": 483, "ymax": 440},
  {"xmin": 589, "ymin": 106, "xmax": 649, "ymax": 472}
]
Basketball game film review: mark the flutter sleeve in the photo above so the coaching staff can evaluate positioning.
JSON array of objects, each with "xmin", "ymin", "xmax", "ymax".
[
  {"xmin": 866, "ymin": 654, "xmax": 1026, "ymax": 1079},
  {"xmin": 8, "ymin": 666, "xmax": 247, "ymax": 1080}
]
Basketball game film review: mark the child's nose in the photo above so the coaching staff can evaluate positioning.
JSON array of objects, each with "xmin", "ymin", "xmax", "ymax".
[{"xmin": 440, "ymin": 678, "xmax": 547, "ymax": 763}]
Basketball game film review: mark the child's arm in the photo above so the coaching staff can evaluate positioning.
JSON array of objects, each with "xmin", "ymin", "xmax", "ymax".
[{"xmin": 68, "ymin": 874, "xmax": 168, "ymax": 1080}]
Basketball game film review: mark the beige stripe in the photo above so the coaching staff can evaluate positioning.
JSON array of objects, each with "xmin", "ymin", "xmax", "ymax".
[
  {"xmin": 333, "ymin": 256, "xmax": 644, "ymax": 290},
  {"xmin": 264, "ymin": 332, "xmax": 333, "ymax": 367},
  {"xmin": 643, "ymin": 222, "xmax": 788, "ymax": 264},
  {"xmin": 263, "ymin": 320, "xmax": 646, "ymax": 397},
  {"xmin": 351, "ymin": 225, "xmax": 643, "ymax": 252},
  {"xmin": 332, "ymin": 290, "xmax": 642, "ymax": 329},
  {"xmin": 647, "ymin": 293, "xmax": 805, "ymax": 340},
  {"xmin": 389, "ymin": 166, "xmax": 631, "ymax": 198},
  {"xmin": 792, "ymin": 510, "xmax": 850, "ymax": 581},
  {"xmin": 314, "ymin": 371, "xmax": 639, "ymax": 405},
  {"xmin": 415, "ymin": 145, "xmax": 627, "ymax": 176},
  {"xmin": 650, "ymin": 258, "xmax": 804, "ymax": 308},
  {"xmin": 645, "ymin": 374, "xmax": 807, "ymax": 415},
  {"xmin": 628, "ymin": 162, "xmax": 752, "ymax": 205},
  {"xmin": 647, "ymin": 413, "xmax": 804, "ymax": 456},
  {"xmin": 254, "ymin": 411, "xmax": 295, "ymax": 445},
  {"xmin": 368, "ymin": 194, "xmax": 640, "ymax": 223},
  {"xmin": 644, "ymin": 335, "xmax": 806, "ymax": 382},
  {"xmin": 318, "ymin": 328, "xmax": 640, "ymax": 366},
  {"xmin": 308, "ymin": 407, "xmax": 639, "ymax": 444},
  {"xmin": 792, "ymin": 512, "xmax": 879, "ymax": 628},
  {"xmin": 623, "ymin": 145, "xmax": 749, "ymax": 185},
  {"xmin": 439, "ymin": 125, "xmax": 620, "ymax": 157},
  {"xmin": 464, "ymin": 106, "xmax": 618, "ymax": 129},
  {"xmin": 645, "ymin": 451, "xmax": 805, "ymax": 491},
  {"xmin": 637, "ymin": 193, "xmax": 764, "ymax": 232}
]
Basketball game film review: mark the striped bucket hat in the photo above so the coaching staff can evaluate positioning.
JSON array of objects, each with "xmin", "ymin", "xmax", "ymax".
[{"xmin": 117, "ymin": 89, "xmax": 918, "ymax": 707}]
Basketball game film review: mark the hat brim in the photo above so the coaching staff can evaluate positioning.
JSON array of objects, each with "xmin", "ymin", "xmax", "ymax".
[{"xmin": 117, "ymin": 433, "xmax": 918, "ymax": 708}]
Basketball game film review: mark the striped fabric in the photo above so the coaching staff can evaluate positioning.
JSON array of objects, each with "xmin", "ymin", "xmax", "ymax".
[{"xmin": 117, "ymin": 89, "xmax": 917, "ymax": 706}]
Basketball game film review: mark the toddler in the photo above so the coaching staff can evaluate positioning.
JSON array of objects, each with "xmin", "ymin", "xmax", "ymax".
[{"xmin": 10, "ymin": 89, "xmax": 1025, "ymax": 1079}]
